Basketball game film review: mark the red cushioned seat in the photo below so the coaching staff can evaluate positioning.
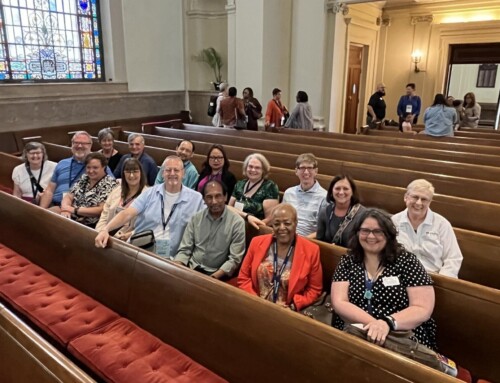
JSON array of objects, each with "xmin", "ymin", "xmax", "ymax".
[
  {"xmin": 0, "ymin": 246, "xmax": 119, "ymax": 345},
  {"xmin": 457, "ymin": 365, "xmax": 472, "ymax": 383},
  {"xmin": 68, "ymin": 318, "xmax": 227, "ymax": 383}
]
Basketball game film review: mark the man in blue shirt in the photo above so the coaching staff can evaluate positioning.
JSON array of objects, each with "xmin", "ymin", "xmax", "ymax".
[
  {"xmin": 95, "ymin": 155, "xmax": 205, "ymax": 259},
  {"xmin": 397, "ymin": 83, "xmax": 421, "ymax": 129},
  {"xmin": 40, "ymin": 131, "xmax": 93, "ymax": 209},
  {"xmin": 155, "ymin": 140, "xmax": 199, "ymax": 189},
  {"xmin": 113, "ymin": 133, "xmax": 158, "ymax": 185}
]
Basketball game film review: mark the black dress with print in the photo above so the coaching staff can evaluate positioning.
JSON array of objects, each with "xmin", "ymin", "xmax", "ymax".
[{"xmin": 332, "ymin": 250, "xmax": 437, "ymax": 350}]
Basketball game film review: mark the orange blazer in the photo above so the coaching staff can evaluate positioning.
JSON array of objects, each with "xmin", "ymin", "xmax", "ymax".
[
  {"xmin": 265, "ymin": 99, "xmax": 287, "ymax": 127},
  {"xmin": 238, "ymin": 234, "xmax": 323, "ymax": 310}
]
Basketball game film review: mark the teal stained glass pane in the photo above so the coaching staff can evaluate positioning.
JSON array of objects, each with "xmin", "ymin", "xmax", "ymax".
[{"xmin": 0, "ymin": 0, "xmax": 103, "ymax": 82}]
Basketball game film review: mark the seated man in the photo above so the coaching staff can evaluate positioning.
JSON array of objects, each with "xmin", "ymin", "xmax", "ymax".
[
  {"xmin": 175, "ymin": 180, "xmax": 245, "ymax": 280},
  {"xmin": 114, "ymin": 133, "xmax": 158, "ymax": 185},
  {"xmin": 39, "ymin": 131, "xmax": 93, "ymax": 209},
  {"xmin": 95, "ymin": 155, "xmax": 205, "ymax": 259},
  {"xmin": 391, "ymin": 179, "xmax": 463, "ymax": 278},
  {"xmin": 155, "ymin": 140, "xmax": 198, "ymax": 189},
  {"xmin": 282, "ymin": 153, "xmax": 326, "ymax": 237}
]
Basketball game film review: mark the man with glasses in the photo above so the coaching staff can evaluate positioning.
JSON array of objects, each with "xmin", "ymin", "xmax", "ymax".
[
  {"xmin": 155, "ymin": 140, "xmax": 198, "ymax": 189},
  {"xmin": 95, "ymin": 156, "xmax": 205, "ymax": 259},
  {"xmin": 114, "ymin": 133, "xmax": 158, "ymax": 186},
  {"xmin": 282, "ymin": 153, "xmax": 326, "ymax": 237},
  {"xmin": 391, "ymin": 179, "xmax": 463, "ymax": 278},
  {"xmin": 40, "ymin": 131, "xmax": 95, "ymax": 209}
]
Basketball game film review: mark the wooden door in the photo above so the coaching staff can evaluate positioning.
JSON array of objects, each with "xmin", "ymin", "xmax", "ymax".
[{"xmin": 343, "ymin": 45, "xmax": 363, "ymax": 134}]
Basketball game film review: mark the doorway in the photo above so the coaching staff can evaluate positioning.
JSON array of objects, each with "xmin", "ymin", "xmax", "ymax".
[{"xmin": 343, "ymin": 44, "xmax": 363, "ymax": 134}]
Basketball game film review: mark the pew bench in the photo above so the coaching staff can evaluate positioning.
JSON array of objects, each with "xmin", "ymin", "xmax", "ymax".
[{"xmin": 0, "ymin": 243, "xmax": 227, "ymax": 383}]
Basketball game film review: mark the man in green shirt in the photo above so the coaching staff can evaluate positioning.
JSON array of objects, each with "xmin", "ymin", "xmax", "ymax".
[
  {"xmin": 155, "ymin": 140, "xmax": 199, "ymax": 188},
  {"xmin": 174, "ymin": 180, "xmax": 245, "ymax": 279}
]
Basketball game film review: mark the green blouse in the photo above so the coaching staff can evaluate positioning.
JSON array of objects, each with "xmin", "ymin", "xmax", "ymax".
[{"xmin": 232, "ymin": 179, "xmax": 279, "ymax": 219}]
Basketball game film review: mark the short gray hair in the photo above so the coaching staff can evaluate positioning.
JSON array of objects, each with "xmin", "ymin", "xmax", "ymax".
[
  {"xmin": 162, "ymin": 155, "xmax": 184, "ymax": 169},
  {"xmin": 71, "ymin": 131, "xmax": 92, "ymax": 143},
  {"xmin": 22, "ymin": 142, "xmax": 48, "ymax": 163},
  {"xmin": 242, "ymin": 153, "xmax": 271, "ymax": 178},
  {"xmin": 97, "ymin": 127, "xmax": 115, "ymax": 142},
  {"xmin": 128, "ymin": 133, "xmax": 144, "ymax": 144},
  {"xmin": 406, "ymin": 179, "xmax": 435, "ymax": 199}
]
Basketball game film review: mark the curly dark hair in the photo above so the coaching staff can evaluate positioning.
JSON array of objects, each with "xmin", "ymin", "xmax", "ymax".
[
  {"xmin": 348, "ymin": 208, "xmax": 404, "ymax": 266},
  {"xmin": 198, "ymin": 144, "xmax": 230, "ymax": 179}
]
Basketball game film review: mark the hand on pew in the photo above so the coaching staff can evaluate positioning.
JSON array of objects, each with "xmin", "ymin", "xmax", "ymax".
[
  {"xmin": 95, "ymin": 230, "xmax": 110, "ymax": 248},
  {"xmin": 363, "ymin": 320, "xmax": 390, "ymax": 346}
]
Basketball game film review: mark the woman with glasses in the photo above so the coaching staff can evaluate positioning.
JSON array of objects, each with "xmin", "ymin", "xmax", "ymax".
[
  {"xmin": 228, "ymin": 153, "xmax": 279, "ymax": 225},
  {"xmin": 12, "ymin": 142, "xmax": 57, "ymax": 204},
  {"xmin": 60, "ymin": 152, "xmax": 117, "ymax": 228},
  {"xmin": 194, "ymin": 144, "xmax": 236, "ymax": 202},
  {"xmin": 96, "ymin": 158, "xmax": 148, "ymax": 240},
  {"xmin": 238, "ymin": 203, "xmax": 323, "ymax": 311},
  {"xmin": 97, "ymin": 128, "xmax": 123, "ymax": 172},
  {"xmin": 331, "ymin": 208, "xmax": 437, "ymax": 350},
  {"xmin": 391, "ymin": 179, "xmax": 462, "ymax": 278},
  {"xmin": 316, "ymin": 174, "xmax": 366, "ymax": 247}
]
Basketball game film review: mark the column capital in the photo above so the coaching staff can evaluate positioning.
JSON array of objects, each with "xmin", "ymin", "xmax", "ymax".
[
  {"xmin": 326, "ymin": 1, "xmax": 349, "ymax": 16},
  {"xmin": 376, "ymin": 16, "xmax": 391, "ymax": 27},
  {"xmin": 410, "ymin": 15, "xmax": 434, "ymax": 25}
]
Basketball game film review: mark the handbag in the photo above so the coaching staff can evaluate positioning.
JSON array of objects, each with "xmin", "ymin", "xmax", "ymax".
[
  {"xmin": 300, "ymin": 292, "xmax": 334, "ymax": 326},
  {"xmin": 343, "ymin": 324, "xmax": 457, "ymax": 376},
  {"xmin": 207, "ymin": 95, "xmax": 218, "ymax": 117},
  {"xmin": 234, "ymin": 108, "xmax": 247, "ymax": 130},
  {"xmin": 130, "ymin": 230, "xmax": 155, "ymax": 252},
  {"xmin": 251, "ymin": 108, "xmax": 263, "ymax": 120}
]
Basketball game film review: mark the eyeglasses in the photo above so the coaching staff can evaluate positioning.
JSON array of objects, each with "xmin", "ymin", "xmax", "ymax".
[
  {"xmin": 407, "ymin": 194, "xmax": 431, "ymax": 204},
  {"xmin": 164, "ymin": 168, "xmax": 182, "ymax": 174},
  {"xmin": 358, "ymin": 228, "xmax": 385, "ymax": 238},
  {"xmin": 27, "ymin": 151, "xmax": 43, "ymax": 156},
  {"xmin": 72, "ymin": 141, "xmax": 92, "ymax": 146},
  {"xmin": 124, "ymin": 170, "xmax": 140, "ymax": 175},
  {"xmin": 247, "ymin": 165, "xmax": 262, "ymax": 171},
  {"xmin": 209, "ymin": 156, "xmax": 224, "ymax": 161},
  {"xmin": 297, "ymin": 166, "xmax": 316, "ymax": 173}
]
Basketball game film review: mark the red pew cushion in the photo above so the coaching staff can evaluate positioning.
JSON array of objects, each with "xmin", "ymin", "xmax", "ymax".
[
  {"xmin": 68, "ymin": 318, "xmax": 227, "ymax": 383},
  {"xmin": 0, "ymin": 246, "xmax": 119, "ymax": 345},
  {"xmin": 457, "ymin": 365, "xmax": 472, "ymax": 383}
]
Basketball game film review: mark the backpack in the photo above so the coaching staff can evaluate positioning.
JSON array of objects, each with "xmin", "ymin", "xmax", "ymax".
[{"xmin": 207, "ymin": 96, "xmax": 218, "ymax": 117}]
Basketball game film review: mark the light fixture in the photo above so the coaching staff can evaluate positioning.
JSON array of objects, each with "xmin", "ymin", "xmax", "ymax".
[{"xmin": 411, "ymin": 50, "xmax": 422, "ymax": 73}]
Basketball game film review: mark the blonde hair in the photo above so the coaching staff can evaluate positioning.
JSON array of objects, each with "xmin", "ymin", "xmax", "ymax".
[{"xmin": 242, "ymin": 153, "xmax": 271, "ymax": 178}]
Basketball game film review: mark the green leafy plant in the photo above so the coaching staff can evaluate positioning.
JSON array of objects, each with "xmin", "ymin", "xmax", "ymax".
[{"xmin": 193, "ymin": 47, "xmax": 223, "ymax": 84}]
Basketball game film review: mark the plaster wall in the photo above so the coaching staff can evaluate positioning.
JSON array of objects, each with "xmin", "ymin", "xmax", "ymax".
[{"xmin": 448, "ymin": 65, "xmax": 500, "ymax": 103}]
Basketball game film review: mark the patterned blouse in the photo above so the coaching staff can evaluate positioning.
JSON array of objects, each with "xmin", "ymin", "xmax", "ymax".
[
  {"xmin": 257, "ymin": 247, "xmax": 293, "ymax": 306},
  {"xmin": 70, "ymin": 174, "xmax": 118, "ymax": 227},
  {"xmin": 232, "ymin": 179, "xmax": 279, "ymax": 219},
  {"xmin": 332, "ymin": 250, "xmax": 437, "ymax": 350}
]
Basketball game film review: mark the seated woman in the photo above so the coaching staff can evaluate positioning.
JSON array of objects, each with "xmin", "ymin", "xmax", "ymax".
[
  {"xmin": 331, "ymin": 208, "xmax": 437, "ymax": 350},
  {"xmin": 12, "ymin": 142, "xmax": 56, "ymax": 204},
  {"xmin": 228, "ymin": 153, "xmax": 279, "ymax": 225},
  {"xmin": 60, "ymin": 152, "xmax": 117, "ymax": 228},
  {"xmin": 96, "ymin": 158, "xmax": 148, "ymax": 240},
  {"xmin": 316, "ymin": 174, "xmax": 366, "ymax": 247},
  {"xmin": 97, "ymin": 127, "xmax": 123, "ymax": 172},
  {"xmin": 238, "ymin": 203, "xmax": 323, "ymax": 311},
  {"xmin": 423, "ymin": 93, "xmax": 456, "ymax": 137},
  {"xmin": 194, "ymin": 144, "xmax": 237, "ymax": 202}
]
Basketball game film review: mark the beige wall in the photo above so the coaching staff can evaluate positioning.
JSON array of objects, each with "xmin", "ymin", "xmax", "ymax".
[{"xmin": 448, "ymin": 64, "xmax": 500, "ymax": 103}]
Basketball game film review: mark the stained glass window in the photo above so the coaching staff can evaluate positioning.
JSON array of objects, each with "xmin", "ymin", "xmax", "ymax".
[{"xmin": 0, "ymin": 0, "xmax": 104, "ymax": 81}]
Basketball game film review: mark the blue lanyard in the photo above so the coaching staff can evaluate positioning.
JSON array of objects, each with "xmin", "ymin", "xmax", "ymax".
[
  {"xmin": 68, "ymin": 159, "xmax": 85, "ymax": 187},
  {"xmin": 364, "ymin": 266, "xmax": 382, "ymax": 315},
  {"xmin": 272, "ymin": 239, "xmax": 295, "ymax": 303}
]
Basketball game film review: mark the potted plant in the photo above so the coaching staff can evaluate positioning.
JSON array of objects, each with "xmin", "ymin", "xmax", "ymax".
[{"xmin": 193, "ymin": 47, "xmax": 223, "ymax": 90}]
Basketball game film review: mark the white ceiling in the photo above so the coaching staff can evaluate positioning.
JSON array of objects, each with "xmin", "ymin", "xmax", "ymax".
[{"xmin": 342, "ymin": 0, "xmax": 456, "ymax": 7}]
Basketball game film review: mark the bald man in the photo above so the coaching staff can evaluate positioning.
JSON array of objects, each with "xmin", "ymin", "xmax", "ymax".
[{"xmin": 366, "ymin": 83, "xmax": 387, "ymax": 128}]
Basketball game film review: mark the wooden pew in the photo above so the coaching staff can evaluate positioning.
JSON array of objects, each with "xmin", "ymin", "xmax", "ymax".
[
  {"xmin": 126, "ymin": 131, "xmax": 500, "ymax": 205},
  {"xmin": 37, "ymin": 142, "xmax": 500, "ymax": 291},
  {"xmin": 145, "ymin": 125, "xmax": 500, "ymax": 183},
  {"xmin": 0, "ymin": 303, "xmax": 96, "ymax": 383},
  {"xmin": 0, "ymin": 192, "xmax": 461, "ymax": 383},
  {"xmin": 0, "ymin": 152, "xmax": 21, "ymax": 190},
  {"xmin": 175, "ymin": 123, "xmax": 500, "ymax": 156},
  {"xmin": 157, "ymin": 124, "xmax": 500, "ymax": 168}
]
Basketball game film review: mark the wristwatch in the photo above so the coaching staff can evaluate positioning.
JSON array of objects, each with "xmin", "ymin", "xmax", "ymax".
[
  {"xmin": 382, "ymin": 315, "xmax": 397, "ymax": 331},
  {"xmin": 244, "ymin": 214, "xmax": 249, "ymax": 222},
  {"xmin": 74, "ymin": 207, "xmax": 80, "ymax": 217}
]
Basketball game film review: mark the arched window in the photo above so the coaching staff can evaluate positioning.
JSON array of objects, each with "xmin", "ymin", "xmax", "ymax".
[{"xmin": 0, "ymin": 0, "xmax": 104, "ymax": 82}]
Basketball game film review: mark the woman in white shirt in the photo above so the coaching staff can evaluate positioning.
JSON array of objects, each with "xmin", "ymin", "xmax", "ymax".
[{"xmin": 12, "ymin": 142, "xmax": 56, "ymax": 204}]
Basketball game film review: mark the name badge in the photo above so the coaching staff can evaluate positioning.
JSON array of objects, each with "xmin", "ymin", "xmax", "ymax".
[
  {"xmin": 235, "ymin": 201, "xmax": 245, "ymax": 211},
  {"xmin": 382, "ymin": 276, "xmax": 400, "ymax": 287},
  {"xmin": 155, "ymin": 239, "xmax": 171, "ymax": 259},
  {"xmin": 406, "ymin": 105, "xmax": 413, "ymax": 113}
]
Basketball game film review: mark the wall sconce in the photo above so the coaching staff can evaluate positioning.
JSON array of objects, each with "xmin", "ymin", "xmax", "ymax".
[{"xmin": 411, "ymin": 50, "xmax": 422, "ymax": 73}]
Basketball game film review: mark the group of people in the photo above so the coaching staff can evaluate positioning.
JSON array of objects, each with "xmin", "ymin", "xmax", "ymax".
[
  {"xmin": 13, "ymin": 130, "xmax": 463, "ymax": 354},
  {"xmin": 212, "ymin": 83, "xmax": 314, "ymax": 131},
  {"xmin": 367, "ymin": 82, "xmax": 482, "ymax": 136}
]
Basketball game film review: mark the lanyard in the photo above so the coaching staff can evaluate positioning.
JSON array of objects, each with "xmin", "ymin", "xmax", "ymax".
[
  {"xmin": 244, "ymin": 179, "xmax": 263, "ymax": 195},
  {"xmin": 68, "ymin": 159, "xmax": 85, "ymax": 187},
  {"xmin": 122, "ymin": 190, "xmax": 142, "ymax": 207},
  {"xmin": 363, "ymin": 266, "xmax": 383, "ymax": 315},
  {"xmin": 25, "ymin": 162, "xmax": 44, "ymax": 199},
  {"xmin": 160, "ymin": 193, "xmax": 178, "ymax": 231},
  {"xmin": 272, "ymin": 239, "xmax": 295, "ymax": 303}
]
